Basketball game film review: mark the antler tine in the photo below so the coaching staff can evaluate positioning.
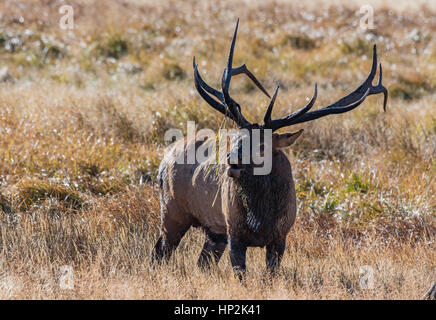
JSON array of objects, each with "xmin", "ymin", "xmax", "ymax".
[
  {"xmin": 369, "ymin": 64, "xmax": 388, "ymax": 111},
  {"xmin": 269, "ymin": 44, "xmax": 388, "ymax": 131},
  {"xmin": 222, "ymin": 18, "xmax": 270, "ymax": 100},
  {"xmin": 286, "ymin": 88, "xmax": 371, "ymax": 125},
  {"xmin": 330, "ymin": 44, "xmax": 378, "ymax": 108},
  {"xmin": 222, "ymin": 18, "xmax": 239, "ymax": 100},
  {"xmin": 265, "ymin": 84, "xmax": 318, "ymax": 131},
  {"xmin": 193, "ymin": 57, "xmax": 237, "ymax": 122},
  {"xmin": 232, "ymin": 64, "xmax": 271, "ymax": 98},
  {"xmin": 193, "ymin": 57, "xmax": 225, "ymax": 103},
  {"xmin": 220, "ymin": 18, "xmax": 251, "ymax": 127},
  {"xmin": 263, "ymin": 86, "xmax": 280, "ymax": 127}
]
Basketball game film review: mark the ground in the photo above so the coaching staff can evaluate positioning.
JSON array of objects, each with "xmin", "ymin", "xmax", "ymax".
[{"xmin": 0, "ymin": 0, "xmax": 434, "ymax": 299}]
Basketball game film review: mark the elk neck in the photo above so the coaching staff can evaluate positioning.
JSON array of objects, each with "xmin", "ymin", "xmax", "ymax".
[{"xmin": 233, "ymin": 151, "xmax": 292, "ymax": 234}]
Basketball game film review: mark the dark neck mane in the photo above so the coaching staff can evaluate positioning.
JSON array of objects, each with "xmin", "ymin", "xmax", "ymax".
[{"xmin": 235, "ymin": 171, "xmax": 290, "ymax": 233}]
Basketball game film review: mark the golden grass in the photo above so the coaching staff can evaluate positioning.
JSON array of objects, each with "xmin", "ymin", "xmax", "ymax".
[{"xmin": 0, "ymin": 0, "xmax": 434, "ymax": 299}]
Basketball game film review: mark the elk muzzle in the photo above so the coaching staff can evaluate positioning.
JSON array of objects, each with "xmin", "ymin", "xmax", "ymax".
[{"xmin": 227, "ymin": 153, "xmax": 244, "ymax": 178}]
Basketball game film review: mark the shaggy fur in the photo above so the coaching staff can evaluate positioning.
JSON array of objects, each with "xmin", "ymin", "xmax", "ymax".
[{"xmin": 236, "ymin": 171, "xmax": 290, "ymax": 234}]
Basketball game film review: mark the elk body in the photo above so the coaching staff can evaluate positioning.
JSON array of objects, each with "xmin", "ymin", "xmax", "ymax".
[{"xmin": 152, "ymin": 20, "xmax": 388, "ymax": 278}]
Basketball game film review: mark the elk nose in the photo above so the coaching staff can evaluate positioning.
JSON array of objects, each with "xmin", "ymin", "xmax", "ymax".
[
  {"xmin": 226, "ymin": 151, "xmax": 244, "ymax": 178},
  {"xmin": 227, "ymin": 152, "xmax": 243, "ymax": 166}
]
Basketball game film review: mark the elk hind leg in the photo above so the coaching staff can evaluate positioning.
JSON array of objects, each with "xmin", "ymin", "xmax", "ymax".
[{"xmin": 151, "ymin": 204, "xmax": 192, "ymax": 264}]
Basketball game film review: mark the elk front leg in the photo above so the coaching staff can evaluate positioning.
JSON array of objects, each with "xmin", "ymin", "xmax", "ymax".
[
  {"xmin": 229, "ymin": 236, "xmax": 247, "ymax": 281},
  {"xmin": 266, "ymin": 238, "xmax": 286, "ymax": 275},
  {"xmin": 197, "ymin": 229, "xmax": 227, "ymax": 269}
]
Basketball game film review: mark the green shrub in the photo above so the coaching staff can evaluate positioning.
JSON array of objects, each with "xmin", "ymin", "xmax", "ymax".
[
  {"xmin": 282, "ymin": 35, "xmax": 317, "ymax": 50},
  {"xmin": 346, "ymin": 173, "xmax": 371, "ymax": 194},
  {"xmin": 162, "ymin": 62, "xmax": 186, "ymax": 81},
  {"xmin": 99, "ymin": 34, "xmax": 128, "ymax": 59}
]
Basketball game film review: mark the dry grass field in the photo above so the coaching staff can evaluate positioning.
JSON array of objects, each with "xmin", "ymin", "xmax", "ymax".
[{"xmin": 0, "ymin": 0, "xmax": 434, "ymax": 299}]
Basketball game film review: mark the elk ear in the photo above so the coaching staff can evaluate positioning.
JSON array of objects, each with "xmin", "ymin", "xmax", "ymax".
[{"xmin": 272, "ymin": 129, "xmax": 303, "ymax": 150}]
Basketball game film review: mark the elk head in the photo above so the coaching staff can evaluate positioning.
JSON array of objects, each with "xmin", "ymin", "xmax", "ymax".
[{"xmin": 193, "ymin": 19, "xmax": 388, "ymax": 179}]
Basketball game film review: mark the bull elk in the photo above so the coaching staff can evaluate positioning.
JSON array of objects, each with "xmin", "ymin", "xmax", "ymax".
[{"xmin": 151, "ymin": 19, "xmax": 388, "ymax": 279}]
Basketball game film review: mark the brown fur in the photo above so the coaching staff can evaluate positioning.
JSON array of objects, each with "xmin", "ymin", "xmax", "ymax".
[{"xmin": 152, "ymin": 131, "xmax": 300, "ymax": 276}]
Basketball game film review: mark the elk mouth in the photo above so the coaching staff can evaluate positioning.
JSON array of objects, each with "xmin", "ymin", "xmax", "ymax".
[{"xmin": 227, "ymin": 163, "xmax": 243, "ymax": 178}]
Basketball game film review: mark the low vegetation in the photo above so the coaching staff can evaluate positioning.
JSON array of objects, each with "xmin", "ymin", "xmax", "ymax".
[{"xmin": 0, "ymin": 0, "xmax": 434, "ymax": 299}]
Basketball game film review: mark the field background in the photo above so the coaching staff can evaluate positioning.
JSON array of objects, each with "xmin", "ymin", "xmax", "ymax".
[{"xmin": 0, "ymin": 0, "xmax": 434, "ymax": 299}]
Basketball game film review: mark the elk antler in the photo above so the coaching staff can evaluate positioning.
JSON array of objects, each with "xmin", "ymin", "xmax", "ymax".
[
  {"xmin": 193, "ymin": 18, "xmax": 270, "ymax": 127},
  {"xmin": 264, "ymin": 44, "xmax": 388, "ymax": 132},
  {"xmin": 193, "ymin": 21, "xmax": 388, "ymax": 131},
  {"xmin": 264, "ymin": 84, "xmax": 318, "ymax": 128}
]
